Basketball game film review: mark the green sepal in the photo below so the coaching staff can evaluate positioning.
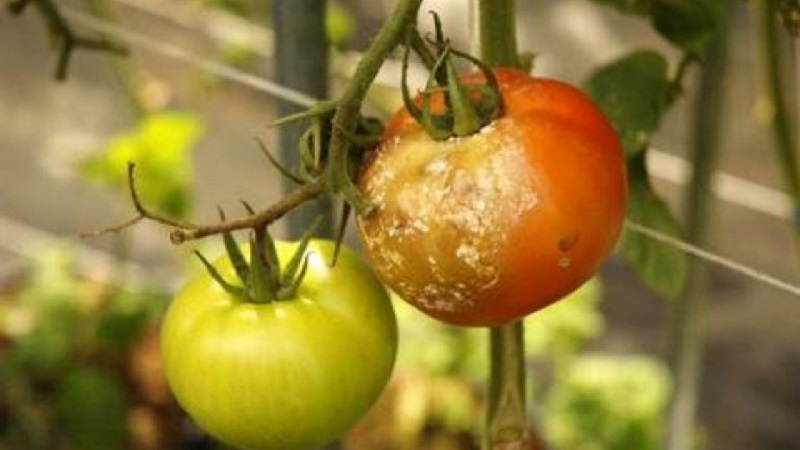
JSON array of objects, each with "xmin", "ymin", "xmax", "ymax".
[
  {"xmin": 247, "ymin": 228, "xmax": 280, "ymax": 303},
  {"xmin": 193, "ymin": 250, "xmax": 247, "ymax": 299},
  {"xmin": 279, "ymin": 216, "xmax": 322, "ymax": 298},
  {"xmin": 269, "ymin": 100, "xmax": 337, "ymax": 128},
  {"xmin": 255, "ymin": 137, "xmax": 305, "ymax": 185},
  {"xmin": 400, "ymin": 17, "xmax": 503, "ymax": 141},
  {"xmin": 448, "ymin": 47, "xmax": 503, "ymax": 120},
  {"xmin": 240, "ymin": 200, "xmax": 257, "ymax": 216},
  {"xmin": 446, "ymin": 58, "xmax": 483, "ymax": 137},
  {"xmin": 332, "ymin": 201, "xmax": 352, "ymax": 266},
  {"xmin": 219, "ymin": 209, "xmax": 250, "ymax": 288},
  {"xmin": 401, "ymin": 47, "xmax": 451, "ymax": 141}
]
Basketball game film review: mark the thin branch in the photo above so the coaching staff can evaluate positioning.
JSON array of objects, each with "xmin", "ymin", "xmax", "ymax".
[
  {"xmin": 14, "ymin": 0, "xmax": 128, "ymax": 80},
  {"xmin": 169, "ymin": 180, "xmax": 323, "ymax": 242},
  {"xmin": 8, "ymin": 0, "xmax": 31, "ymax": 15},
  {"xmin": 85, "ymin": 163, "xmax": 324, "ymax": 244}
]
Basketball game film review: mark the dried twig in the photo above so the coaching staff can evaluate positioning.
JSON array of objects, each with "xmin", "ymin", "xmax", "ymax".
[
  {"xmin": 9, "ymin": 0, "xmax": 128, "ymax": 80},
  {"xmin": 85, "ymin": 163, "xmax": 325, "ymax": 244}
]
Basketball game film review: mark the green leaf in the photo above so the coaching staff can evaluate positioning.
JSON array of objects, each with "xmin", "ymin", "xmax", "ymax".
[
  {"xmin": 220, "ymin": 216, "xmax": 250, "ymax": 287},
  {"xmin": 544, "ymin": 353, "xmax": 671, "ymax": 450},
  {"xmin": 81, "ymin": 111, "xmax": 202, "ymax": 219},
  {"xmin": 621, "ymin": 154, "xmax": 688, "ymax": 298},
  {"xmin": 57, "ymin": 367, "xmax": 128, "ymax": 450},
  {"xmin": 587, "ymin": 0, "xmax": 652, "ymax": 15},
  {"xmin": 94, "ymin": 290, "xmax": 162, "ymax": 352},
  {"xmin": 326, "ymin": 0, "xmax": 357, "ymax": 49},
  {"xmin": 583, "ymin": 51, "xmax": 675, "ymax": 158},
  {"xmin": 524, "ymin": 279, "xmax": 604, "ymax": 364},
  {"xmin": 651, "ymin": 0, "xmax": 724, "ymax": 56}
]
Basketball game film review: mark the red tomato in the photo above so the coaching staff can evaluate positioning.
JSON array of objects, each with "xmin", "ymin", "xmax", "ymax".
[{"xmin": 356, "ymin": 68, "xmax": 626, "ymax": 326}]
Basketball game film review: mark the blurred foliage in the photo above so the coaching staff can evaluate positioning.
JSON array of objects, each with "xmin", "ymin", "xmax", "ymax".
[
  {"xmin": 582, "ymin": 0, "xmax": 730, "ymax": 300},
  {"xmin": 349, "ymin": 280, "xmax": 671, "ymax": 450},
  {"xmin": 81, "ymin": 112, "xmax": 202, "ymax": 219},
  {"xmin": 582, "ymin": 51, "xmax": 674, "ymax": 159},
  {"xmin": 326, "ymin": 1, "xmax": 358, "ymax": 49},
  {"xmin": 619, "ymin": 155, "xmax": 688, "ymax": 299},
  {"xmin": 193, "ymin": 0, "xmax": 254, "ymax": 17},
  {"xmin": 0, "ymin": 247, "xmax": 176, "ymax": 450},
  {"xmin": 543, "ymin": 354, "xmax": 671, "ymax": 450},
  {"xmin": 583, "ymin": 49, "xmax": 688, "ymax": 299}
]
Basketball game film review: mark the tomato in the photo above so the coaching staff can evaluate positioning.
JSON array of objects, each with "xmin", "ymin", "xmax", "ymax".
[
  {"xmin": 356, "ymin": 68, "xmax": 626, "ymax": 327},
  {"xmin": 160, "ymin": 240, "xmax": 398, "ymax": 450}
]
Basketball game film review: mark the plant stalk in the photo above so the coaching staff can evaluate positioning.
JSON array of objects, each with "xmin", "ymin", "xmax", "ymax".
[
  {"xmin": 476, "ymin": 0, "xmax": 519, "ymax": 68},
  {"xmin": 757, "ymin": 0, "xmax": 800, "ymax": 250},
  {"xmin": 327, "ymin": 0, "xmax": 423, "ymax": 204},
  {"xmin": 665, "ymin": 5, "xmax": 732, "ymax": 450},
  {"xmin": 486, "ymin": 323, "xmax": 530, "ymax": 449},
  {"xmin": 474, "ymin": 0, "xmax": 531, "ymax": 449},
  {"xmin": 273, "ymin": 0, "xmax": 333, "ymax": 239}
]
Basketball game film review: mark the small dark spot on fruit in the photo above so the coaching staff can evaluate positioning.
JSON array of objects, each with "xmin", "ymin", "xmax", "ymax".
[{"xmin": 558, "ymin": 233, "xmax": 579, "ymax": 252}]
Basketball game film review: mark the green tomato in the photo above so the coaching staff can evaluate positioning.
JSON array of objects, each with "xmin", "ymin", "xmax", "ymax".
[{"xmin": 161, "ymin": 239, "xmax": 398, "ymax": 450}]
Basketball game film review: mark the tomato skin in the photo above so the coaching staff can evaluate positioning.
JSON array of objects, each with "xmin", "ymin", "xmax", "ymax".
[
  {"xmin": 357, "ymin": 68, "xmax": 626, "ymax": 327},
  {"xmin": 160, "ymin": 240, "xmax": 398, "ymax": 450}
]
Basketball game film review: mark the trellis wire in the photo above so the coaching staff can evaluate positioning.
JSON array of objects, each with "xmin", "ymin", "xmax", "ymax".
[
  {"xmin": 62, "ymin": 6, "xmax": 316, "ymax": 108},
  {"xmin": 59, "ymin": 5, "xmax": 800, "ymax": 298}
]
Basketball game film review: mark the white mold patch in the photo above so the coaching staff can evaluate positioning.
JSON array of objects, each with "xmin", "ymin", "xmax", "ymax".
[{"xmin": 358, "ymin": 118, "xmax": 538, "ymax": 313}]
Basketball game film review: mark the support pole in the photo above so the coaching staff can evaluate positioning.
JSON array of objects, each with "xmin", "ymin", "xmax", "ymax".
[{"xmin": 272, "ymin": 0, "xmax": 333, "ymax": 238}]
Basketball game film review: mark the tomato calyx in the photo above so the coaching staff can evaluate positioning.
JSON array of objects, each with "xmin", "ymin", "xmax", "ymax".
[
  {"xmin": 402, "ymin": 12, "xmax": 503, "ymax": 140},
  {"xmin": 194, "ymin": 215, "xmax": 322, "ymax": 303},
  {"xmin": 268, "ymin": 101, "xmax": 384, "ymax": 185}
]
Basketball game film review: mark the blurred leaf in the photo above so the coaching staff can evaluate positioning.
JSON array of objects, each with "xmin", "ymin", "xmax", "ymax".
[
  {"xmin": 583, "ymin": 51, "xmax": 675, "ymax": 158},
  {"xmin": 81, "ymin": 111, "xmax": 202, "ymax": 219},
  {"xmin": 621, "ymin": 154, "xmax": 688, "ymax": 298},
  {"xmin": 93, "ymin": 290, "xmax": 163, "ymax": 352},
  {"xmin": 12, "ymin": 325, "xmax": 74, "ymax": 377},
  {"xmin": 651, "ymin": 0, "xmax": 724, "ymax": 56},
  {"xmin": 19, "ymin": 246, "xmax": 81, "ymax": 313},
  {"xmin": 393, "ymin": 293, "xmax": 486, "ymax": 380},
  {"xmin": 544, "ymin": 353, "xmax": 671, "ymax": 450},
  {"xmin": 13, "ymin": 247, "xmax": 82, "ymax": 375},
  {"xmin": 57, "ymin": 367, "xmax": 128, "ymax": 450},
  {"xmin": 587, "ymin": 0, "xmax": 652, "ymax": 15},
  {"xmin": 326, "ymin": 1, "xmax": 357, "ymax": 49},
  {"xmin": 524, "ymin": 279, "xmax": 604, "ymax": 363},
  {"xmin": 394, "ymin": 279, "xmax": 605, "ymax": 380},
  {"xmin": 195, "ymin": 0, "xmax": 248, "ymax": 17}
]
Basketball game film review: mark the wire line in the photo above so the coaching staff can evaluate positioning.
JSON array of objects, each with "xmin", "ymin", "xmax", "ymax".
[
  {"xmin": 58, "ymin": 5, "xmax": 800, "ymax": 298},
  {"xmin": 624, "ymin": 220, "xmax": 800, "ymax": 297},
  {"xmin": 62, "ymin": 6, "xmax": 317, "ymax": 108}
]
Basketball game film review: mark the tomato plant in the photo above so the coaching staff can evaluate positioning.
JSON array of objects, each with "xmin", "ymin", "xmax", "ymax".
[
  {"xmin": 160, "ymin": 239, "xmax": 398, "ymax": 450},
  {"xmin": 357, "ymin": 68, "xmax": 627, "ymax": 327}
]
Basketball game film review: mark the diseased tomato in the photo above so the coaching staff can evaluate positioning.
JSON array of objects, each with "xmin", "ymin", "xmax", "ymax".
[
  {"xmin": 160, "ymin": 240, "xmax": 398, "ymax": 450},
  {"xmin": 357, "ymin": 68, "xmax": 626, "ymax": 327}
]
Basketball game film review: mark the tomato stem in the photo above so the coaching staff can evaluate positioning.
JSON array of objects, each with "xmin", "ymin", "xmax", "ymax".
[
  {"xmin": 665, "ymin": 5, "xmax": 732, "ymax": 450},
  {"xmin": 476, "ymin": 0, "xmax": 519, "ymax": 69},
  {"xmin": 400, "ymin": 15, "xmax": 503, "ymax": 140},
  {"xmin": 486, "ymin": 322, "xmax": 531, "ymax": 449},
  {"xmin": 326, "ymin": 0, "xmax": 423, "ymax": 209},
  {"xmin": 476, "ymin": 0, "xmax": 535, "ymax": 449},
  {"xmin": 757, "ymin": 0, "xmax": 800, "ymax": 240}
]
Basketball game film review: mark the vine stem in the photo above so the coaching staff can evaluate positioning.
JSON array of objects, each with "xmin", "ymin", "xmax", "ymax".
[
  {"xmin": 665, "ymin": 5, "xmax": 732, "ymax": 450},
  {"xmin": 757, "ymin": 0, "xmax": 800, "ymax": 255},
  {"xmin": 326, "ymin": 0, "xmax": 423, "ymax": 206},
  {"xmin": 89, "ymin": 0, "xmax": 424, "ymax": 244},
  {"xmin": 476, "ymin": 0, "xmax": 519, "ymax": 68},
  {"xmin": 475, "ymin": 0, "xmax": 534, "ymax": 449}
]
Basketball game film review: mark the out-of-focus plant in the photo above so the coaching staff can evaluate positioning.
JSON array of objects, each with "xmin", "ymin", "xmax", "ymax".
[
  {"xmin": 346, "ymin": 279, "xmax": 671, "ymax": 450},
  {"xmin": 81, "ymin": 111, "xmax": 202, "ymax": 219},
  {"xmin": 543, "ymin": 354, "xmax": 672, "ymax": 450},
  {"xmin": 0, "ymin": 247, "xmax": 176, "ymax": 450}
]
